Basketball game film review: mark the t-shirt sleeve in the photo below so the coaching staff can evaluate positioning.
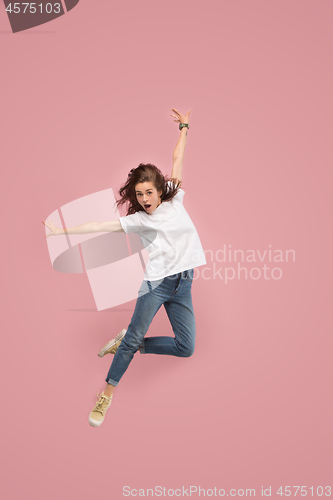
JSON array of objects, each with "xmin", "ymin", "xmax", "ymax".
[
  {"xmin": 118, "ymin": 212, "xmax": 143, "ymax": 234},
  {"xmin": 167, "ymin": 180, "xmax": 185, "ymax": 203}
]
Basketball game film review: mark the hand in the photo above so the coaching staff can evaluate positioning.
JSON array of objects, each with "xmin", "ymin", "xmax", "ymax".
[
  {"xmin": 170, "ymin": 108, "xmax": 191, "ymax": 126},
  {"xmin": 42, "ymin": 219, "xmax": 61, "ymax": 238}
]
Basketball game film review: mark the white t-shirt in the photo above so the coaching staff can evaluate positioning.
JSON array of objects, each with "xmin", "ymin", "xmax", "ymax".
[{"xmin": 119, "ymin": 182, "xmax": 206, "ymax": 281}]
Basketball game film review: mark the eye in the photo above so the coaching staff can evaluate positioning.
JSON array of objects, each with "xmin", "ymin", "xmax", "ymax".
[{"xmin": 147, "ymin": 191, "xmax": 152, "ymax": 195}]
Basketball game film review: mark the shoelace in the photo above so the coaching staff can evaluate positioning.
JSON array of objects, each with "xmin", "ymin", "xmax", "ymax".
[{"xmin": 93, "ymin": 393, "xmax": 111, "ymax": 415}]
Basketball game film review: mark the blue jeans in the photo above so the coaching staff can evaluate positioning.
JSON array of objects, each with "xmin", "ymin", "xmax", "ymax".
[{"xmin": 106, "ymin": 269, "xmax": 195, "ymax": 386}]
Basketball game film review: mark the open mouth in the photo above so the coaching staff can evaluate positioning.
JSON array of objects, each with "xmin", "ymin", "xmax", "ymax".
[{"xmin": 144, "ymin": 204, "xmax": 151, "ymax": 210}]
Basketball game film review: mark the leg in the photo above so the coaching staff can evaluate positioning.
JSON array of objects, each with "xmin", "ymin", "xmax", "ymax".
[
  {"xmin": 141, "ymin": 270, "xmax": 196, "ymax": 357},
  {"xmin": 105, "ymin": 280, "xmax": 165, "ymax": 386},
  {"xmin": 89, "ymin": 272, "xmax": 195, "ymax": 425}
]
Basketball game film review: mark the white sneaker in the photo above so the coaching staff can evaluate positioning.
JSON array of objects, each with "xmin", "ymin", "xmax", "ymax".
[{"xmin": 98, "ymin": 329, "xmax": 127, "ymax": 357}]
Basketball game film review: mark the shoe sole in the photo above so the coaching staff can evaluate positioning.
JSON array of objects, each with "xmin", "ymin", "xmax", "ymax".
[
  {"xmin": 88, "ymin": 417, "xmax": 103, "ymax": 427},
  {"xmin": 98, "ymin": 329, "xmax": 127, "ymax": 357}
]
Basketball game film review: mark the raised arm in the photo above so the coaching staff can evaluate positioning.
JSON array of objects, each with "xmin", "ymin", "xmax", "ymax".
[
  {"xmin": 42, "ymin": 219, "xmax": 124, "ymax": 238},
  {"xmin": 170, "ymin": 108, "xmax": 191, "ymax": 183}
]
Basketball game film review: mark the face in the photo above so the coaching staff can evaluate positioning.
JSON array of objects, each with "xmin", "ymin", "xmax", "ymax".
[{"xmin": 135, "ymin": 181, "xmax": 162, "ymax": 214}]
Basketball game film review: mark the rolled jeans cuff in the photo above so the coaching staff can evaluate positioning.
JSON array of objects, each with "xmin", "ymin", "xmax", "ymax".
[{"xmin": 106, "ymin": 378, "xmax": 119, "ymax": 387}]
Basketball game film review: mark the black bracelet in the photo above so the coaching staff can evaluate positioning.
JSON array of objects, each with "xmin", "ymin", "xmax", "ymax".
[{"xmin": 179, "ymin": 123, "xmax": 189, "ymax": 130}]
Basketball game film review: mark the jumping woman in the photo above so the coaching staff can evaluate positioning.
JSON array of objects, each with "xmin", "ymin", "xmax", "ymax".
[{"xmin": 42, "ymin": 108, "xmax": 206, "ymax": 427}]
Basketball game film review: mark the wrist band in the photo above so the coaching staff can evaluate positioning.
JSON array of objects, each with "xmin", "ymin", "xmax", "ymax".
[
  {"xmin": 179, "ymin": 123, "xmax": 189, "ymax": 130},
  {"xmin": 44, "ymin": 189, "xmax": 149, "ymax": 310}
]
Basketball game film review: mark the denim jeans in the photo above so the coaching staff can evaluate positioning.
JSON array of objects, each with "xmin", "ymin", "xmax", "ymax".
[{"xmin": 105, "ymin": 268, "xmax": 195, "ymax": 386}]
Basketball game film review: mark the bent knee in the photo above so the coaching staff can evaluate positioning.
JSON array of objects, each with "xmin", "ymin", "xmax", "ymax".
[{"xmin": 180, "ymin": 344, "xmax": 195, "ymax": 357}]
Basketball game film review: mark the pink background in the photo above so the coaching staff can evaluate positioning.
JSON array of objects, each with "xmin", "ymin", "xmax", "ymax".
[{"xmin": 1, "ymin": 1, "xmax": 332, "ymax": 498}]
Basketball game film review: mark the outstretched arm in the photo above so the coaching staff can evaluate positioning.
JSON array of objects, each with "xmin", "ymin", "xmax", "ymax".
[
  {"xmin": 170, "ymin": 108, "xmax": 191, "ymax": 183},
  {"xmin": 42, "ymin": 219, "xmax": 124, "ymax": 238}
]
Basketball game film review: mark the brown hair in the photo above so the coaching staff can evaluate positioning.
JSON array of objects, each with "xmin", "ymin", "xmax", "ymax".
[{"xmin": 116, "ymin": 163, "xmax": 181, "ymax": 215}]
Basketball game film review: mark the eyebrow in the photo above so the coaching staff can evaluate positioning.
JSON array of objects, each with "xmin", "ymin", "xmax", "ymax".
[{"xmin": 135, "ymin": 189, "xmax": 153, "ymax": 194}]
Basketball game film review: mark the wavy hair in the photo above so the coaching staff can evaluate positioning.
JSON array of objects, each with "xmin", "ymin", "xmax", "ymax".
[{"xmin": 116, "ymin": 163, "xmax": 181, "ymax": 215}]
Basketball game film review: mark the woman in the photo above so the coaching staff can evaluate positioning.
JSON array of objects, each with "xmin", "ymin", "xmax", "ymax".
[{"xmin": 42, "ymin": 108, "xmax": 206, "ymax": 427}]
